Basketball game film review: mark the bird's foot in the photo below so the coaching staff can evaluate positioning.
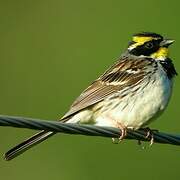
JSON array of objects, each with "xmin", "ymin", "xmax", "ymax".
[
  {"xmin": 141, "ymin": 127, "xmax": 158, "ymax": 146},
  {"xmin": 112, "ymin": 122, "xmax": 127, "ymax": 144}
]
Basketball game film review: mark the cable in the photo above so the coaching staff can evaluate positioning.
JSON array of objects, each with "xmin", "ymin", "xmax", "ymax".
[{"xmin": 1, "ymin": 115, "xmax": 180, "ymax": 146}]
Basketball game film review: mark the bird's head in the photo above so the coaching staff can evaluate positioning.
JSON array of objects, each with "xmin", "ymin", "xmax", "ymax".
[{"xmin": 128, "ymin": 32, "xmax": 174, "ymax": 60}]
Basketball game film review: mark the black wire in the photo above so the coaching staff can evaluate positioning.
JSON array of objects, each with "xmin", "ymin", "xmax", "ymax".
[{"xmin": 1, "ymin": 115, "xmax": 180, "ymax": 146}]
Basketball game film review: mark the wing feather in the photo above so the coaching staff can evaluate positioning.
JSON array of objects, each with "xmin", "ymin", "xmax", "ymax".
[{"xmin": 61, "ymin": 56, "xmax": 154, "ymax": 120}]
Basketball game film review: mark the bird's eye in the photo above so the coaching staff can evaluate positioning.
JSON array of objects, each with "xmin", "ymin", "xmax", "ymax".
[{"xmin": 145, "ymin": 42, "xmax": 154, "ymax": 49}]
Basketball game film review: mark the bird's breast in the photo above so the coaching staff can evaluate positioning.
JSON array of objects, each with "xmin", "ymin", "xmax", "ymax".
[{"xmin": 94, "ymin": 68, "xmax": 173, "ymax": 129}]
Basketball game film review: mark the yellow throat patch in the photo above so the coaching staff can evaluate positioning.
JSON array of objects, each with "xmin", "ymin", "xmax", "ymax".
[{"xmin": 150, "ymin": 47, "xmax": 169, "ymax": 59}]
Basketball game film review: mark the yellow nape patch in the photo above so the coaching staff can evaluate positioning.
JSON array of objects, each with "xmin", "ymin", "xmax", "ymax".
[{"xmin": 151, "ymin": 47, "xmax": 169, "ymax": 59}]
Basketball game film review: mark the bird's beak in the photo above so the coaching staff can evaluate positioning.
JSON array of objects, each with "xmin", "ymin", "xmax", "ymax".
[{"xmin": 160, "ymin": 39, "xmax": 175, "ymax": 47}]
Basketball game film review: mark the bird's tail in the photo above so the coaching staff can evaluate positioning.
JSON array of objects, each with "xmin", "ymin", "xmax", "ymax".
[{"xmin": 4, "ymin": 130, "xmax": 56, "ymax": 161}]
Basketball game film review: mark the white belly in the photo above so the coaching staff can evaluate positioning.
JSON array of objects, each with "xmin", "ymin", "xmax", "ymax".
[{"xmin": 94, "ymin": 68, "xmax": 173, "ymax": 129}]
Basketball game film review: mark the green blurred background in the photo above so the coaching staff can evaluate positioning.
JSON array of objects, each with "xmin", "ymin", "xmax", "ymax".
[{"xmin": 0, "ymin": 0, "xmax": 180, "ymax": 179}]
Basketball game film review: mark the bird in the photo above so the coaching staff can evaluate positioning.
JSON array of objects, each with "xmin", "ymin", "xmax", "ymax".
[{"xmin": 4, "ymin": 32, "xmax": 177, "ymax": 161}]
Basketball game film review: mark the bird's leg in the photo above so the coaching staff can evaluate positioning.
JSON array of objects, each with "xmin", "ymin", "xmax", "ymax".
[
  {"xmin": 104, "ymin": 115, "xmax": 127, "ymax": 143},
  {"xmin": 140, "ymin": 127, "xmax": 158, "ymax": 146},
  {"xmin": 118, "ymin": 123, "xmax": 127, "ymax": 141},
  {"xmin": 112, "ymin": 121, "xmax": 127, "ymax": 143}
]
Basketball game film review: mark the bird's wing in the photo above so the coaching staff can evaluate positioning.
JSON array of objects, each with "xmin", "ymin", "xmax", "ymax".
[{"xmin": 61, "ymin": 56, "xmax": 154, "ymax": 121}]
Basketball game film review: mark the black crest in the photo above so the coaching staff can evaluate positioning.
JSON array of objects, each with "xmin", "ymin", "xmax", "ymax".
[{"xmin": 133, "ymin": 32, "xmax": 163, "ymax": 40}]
